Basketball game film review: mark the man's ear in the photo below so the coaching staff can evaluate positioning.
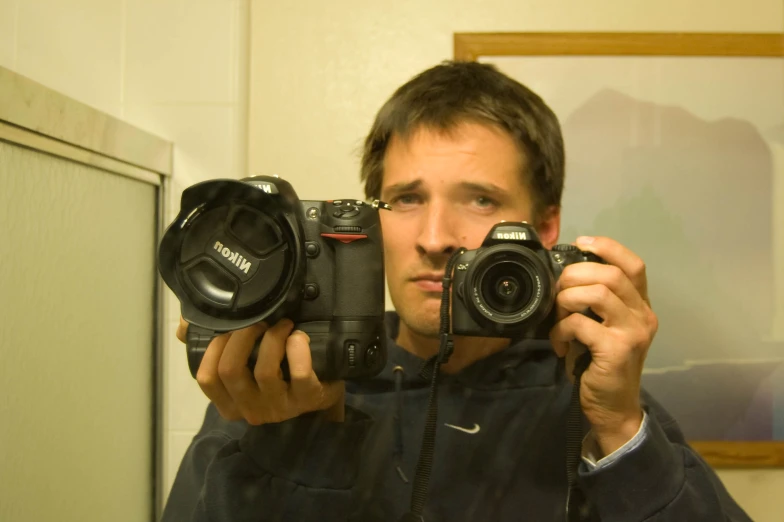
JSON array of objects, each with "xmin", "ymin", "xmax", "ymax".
[{"xmin": 536, "ymin": 205, "xmax": 561, "ymax": 250}]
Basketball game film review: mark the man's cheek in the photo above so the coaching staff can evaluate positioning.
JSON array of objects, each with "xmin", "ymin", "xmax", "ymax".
[{"xmin": 460, "ymin": 228, "xmax": 490, "ymax": 249}]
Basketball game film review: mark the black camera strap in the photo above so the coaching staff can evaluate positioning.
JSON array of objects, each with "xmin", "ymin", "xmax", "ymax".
[
  {"xmin": 398, "ymin": 248, "xmax": 593, "ymax": 522},
  {"xmin": 398, "ymin": 249, "xmax": 463, "ymax": 522}
]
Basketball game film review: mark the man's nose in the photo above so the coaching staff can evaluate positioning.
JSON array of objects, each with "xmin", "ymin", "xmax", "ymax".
[{"xmin": 415, "ymin": 202, "xmax": 460, "ymax": 257}]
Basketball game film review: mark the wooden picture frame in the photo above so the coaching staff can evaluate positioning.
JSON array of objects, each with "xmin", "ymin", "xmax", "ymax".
[{"xmin": 454, "ymin": 32, "xmax": 784, "ymax": 468}]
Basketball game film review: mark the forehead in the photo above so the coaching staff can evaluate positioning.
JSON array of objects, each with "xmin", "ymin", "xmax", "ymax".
[{"xmin": 381, "ymin": 121, "xmax": 528, "ymax": 191}]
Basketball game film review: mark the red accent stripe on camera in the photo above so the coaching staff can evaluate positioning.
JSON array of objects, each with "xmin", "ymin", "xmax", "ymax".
[{"xmin": 320, "ymin": 233, "xmax": 367, "ymax": 244}]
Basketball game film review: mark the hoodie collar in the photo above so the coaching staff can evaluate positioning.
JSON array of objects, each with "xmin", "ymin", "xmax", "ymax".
[{"xmin": 373, "ymin": 311, "xmax": 565, "ymax": 391}]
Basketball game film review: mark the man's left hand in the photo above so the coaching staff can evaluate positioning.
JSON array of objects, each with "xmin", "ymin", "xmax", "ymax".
[{"xmin": 550, "ymin": 236, "xmax": 658, "ymax": 457}]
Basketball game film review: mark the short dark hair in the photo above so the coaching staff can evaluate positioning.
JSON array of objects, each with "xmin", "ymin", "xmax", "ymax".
[{"xmin": 360, "ymin": 60, "xmax": 564, "ymax": 221}]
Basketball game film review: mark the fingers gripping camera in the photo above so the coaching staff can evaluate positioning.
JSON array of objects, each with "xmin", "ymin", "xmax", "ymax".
[
  {"xmin": 158, "ymin": 175, "xmax": 389, "ymax": 381},
  {"xmin": 450, "ymin": 222, "xmax": 604, "ymax": 339}
]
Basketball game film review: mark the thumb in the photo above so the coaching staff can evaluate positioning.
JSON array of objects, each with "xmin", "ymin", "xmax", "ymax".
[
  {"xmin": 320, "ymin": 381, "xmax": 346, "ymax": 407},
  {"xmin": 176, "ymin": 317, "xmax": 188, "ymax": 343},
  {"xmin": 320, "ymin": 381, "xmax": 346, "ymax": 421}
]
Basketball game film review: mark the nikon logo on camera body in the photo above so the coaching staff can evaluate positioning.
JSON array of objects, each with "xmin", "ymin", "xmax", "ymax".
[
  {"xmin": 493, "ymin": 231, "xmax": 529, "ymax": 241},
  {"xmin": 213, "ymin": 241, "xmax": 253, "ymax": 274}
]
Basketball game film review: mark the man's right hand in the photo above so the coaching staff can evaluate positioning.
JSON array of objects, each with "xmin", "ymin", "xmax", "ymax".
[{"xmin": 176, "ymin": 317, "xmax": 346, "ymax": 424}]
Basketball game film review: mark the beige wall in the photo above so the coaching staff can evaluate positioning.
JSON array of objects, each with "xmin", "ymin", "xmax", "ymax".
[
  {"xmin": 247, "ymin": 1, "xmax": 784, "ymax": 521},
  {"xmin": 0, "ymin": 0, "xmax": 249, "ymax": 507}
]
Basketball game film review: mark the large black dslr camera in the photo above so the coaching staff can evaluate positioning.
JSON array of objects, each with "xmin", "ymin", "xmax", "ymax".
[
  {"xmin": 451, "ymin": 222, "xmax": 603, "ymax": 338},
  {"xmin": 157, "ymin": 175, "xmax": 388, "ymax": 381}
]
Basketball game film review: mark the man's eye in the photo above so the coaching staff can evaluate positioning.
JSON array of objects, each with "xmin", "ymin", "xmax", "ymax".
[
  {"xmin": 392, "ymin": 194, "xmax": 421, "ymax": 206},
  {"xmin": 475, "ymin": 196, "xmax": 498, "ymax": 208}
]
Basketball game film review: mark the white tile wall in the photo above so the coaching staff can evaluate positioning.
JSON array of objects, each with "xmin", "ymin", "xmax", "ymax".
[
  {"xmin": 125, "ymin": 104, "xmax": 237, "ymax": 180},
  {"xmin": 0, "ymin": 0, "xmax": 249, "ymax": 509},
  {"xmin": 15, "ymin": 0, "xmax": 125, "ymax": 117},
  {"xmin": 0, "ymin": 1, "xmax": 17, "ymax": 69},
  {"xmin": 124, "ymin": 0, "xmax": 235, "ymax": 104}
]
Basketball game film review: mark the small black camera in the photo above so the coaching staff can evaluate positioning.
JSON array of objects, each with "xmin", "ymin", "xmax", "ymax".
[
  {"xmin": 451, "ymin": 222, "xmax": 603, "ymax": 339},
  {"xmin": 157, "ymin": 175, "xmax": 388, "ymax": 381}
]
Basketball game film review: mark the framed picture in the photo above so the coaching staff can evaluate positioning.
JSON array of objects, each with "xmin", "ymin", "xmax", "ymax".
[{"xmin": 454, "ymin": 32, "xmax": 784, "ymax": 467}]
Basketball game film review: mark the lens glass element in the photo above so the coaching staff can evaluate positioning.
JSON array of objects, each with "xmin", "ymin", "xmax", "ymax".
[{"xmin": 478, "ymin": 260, "xmax": 536, "ymax": 316}]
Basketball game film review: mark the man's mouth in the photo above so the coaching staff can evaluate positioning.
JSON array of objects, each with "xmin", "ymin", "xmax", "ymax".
[{"xmin": 412, "ymin": 273, "xmax": 444, "ymax": 293}]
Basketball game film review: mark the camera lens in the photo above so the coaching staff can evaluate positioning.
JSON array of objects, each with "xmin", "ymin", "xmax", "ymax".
[
  {"xmin": 479, "ymin": 260, "xmax": 535, "ymax": 315},
  {"xmin": 462, "ymin": 243, "xmax": 556, "ymax": 332}
]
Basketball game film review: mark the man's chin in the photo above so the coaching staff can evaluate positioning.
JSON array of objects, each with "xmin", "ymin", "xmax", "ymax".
[
  {"xmin": 405, "ymin": 322, "xmax": 441, "ymax": 339},
  {"xmin": 398, "ymin": 308, "xmax": 442, "ymax": 339},
  {"xmin": 390, "ymin": 288, "xmax": 449, "ymax": 337}
]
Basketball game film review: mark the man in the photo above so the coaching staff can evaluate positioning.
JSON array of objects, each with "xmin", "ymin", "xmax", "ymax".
[{"xmin": 163, "ymin": 61, "xmax": 751, "ymax": 521}]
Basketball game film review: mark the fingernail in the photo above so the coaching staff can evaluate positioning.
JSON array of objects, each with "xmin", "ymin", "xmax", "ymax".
[
  {"xmin": 294, "ymin": 330, "xmax": 310, "ymax": 342},
  {"xmin": 576, "ymin": 236, "xmax": 594, "ymax": 245}
]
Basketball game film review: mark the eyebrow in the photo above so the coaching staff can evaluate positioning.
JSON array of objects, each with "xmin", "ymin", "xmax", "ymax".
[
  {"xmin": 457, "ymin": 181, "xmax": 507, "ymax": 198},
  {"xmin": 382, "ymin": 179, "xmax": 508, "ymax": 198},
  {"xmin": 382, "ymin": 179, "xmax": 423, "ymax": 198}
]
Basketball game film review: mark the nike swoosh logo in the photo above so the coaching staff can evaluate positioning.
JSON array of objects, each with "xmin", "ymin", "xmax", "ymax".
[{"xmin": 444, "ymin": 422, "xmax": 481, "ymax": 434}]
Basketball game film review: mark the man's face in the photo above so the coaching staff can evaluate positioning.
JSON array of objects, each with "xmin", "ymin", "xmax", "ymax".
[{"xmin": 379, "ymin": 121, "xmax": 560, "ymax": 338}]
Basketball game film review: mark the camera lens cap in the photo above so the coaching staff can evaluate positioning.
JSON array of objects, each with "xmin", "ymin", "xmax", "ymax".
[{"xmin": 158, "ymin": 178, "xmax": 305, "ymax": 331}]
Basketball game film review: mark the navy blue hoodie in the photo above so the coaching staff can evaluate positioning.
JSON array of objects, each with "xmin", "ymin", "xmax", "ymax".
[{"xmin": 162, "ymin": 312, "xmax": 752, "ymax": 521}]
